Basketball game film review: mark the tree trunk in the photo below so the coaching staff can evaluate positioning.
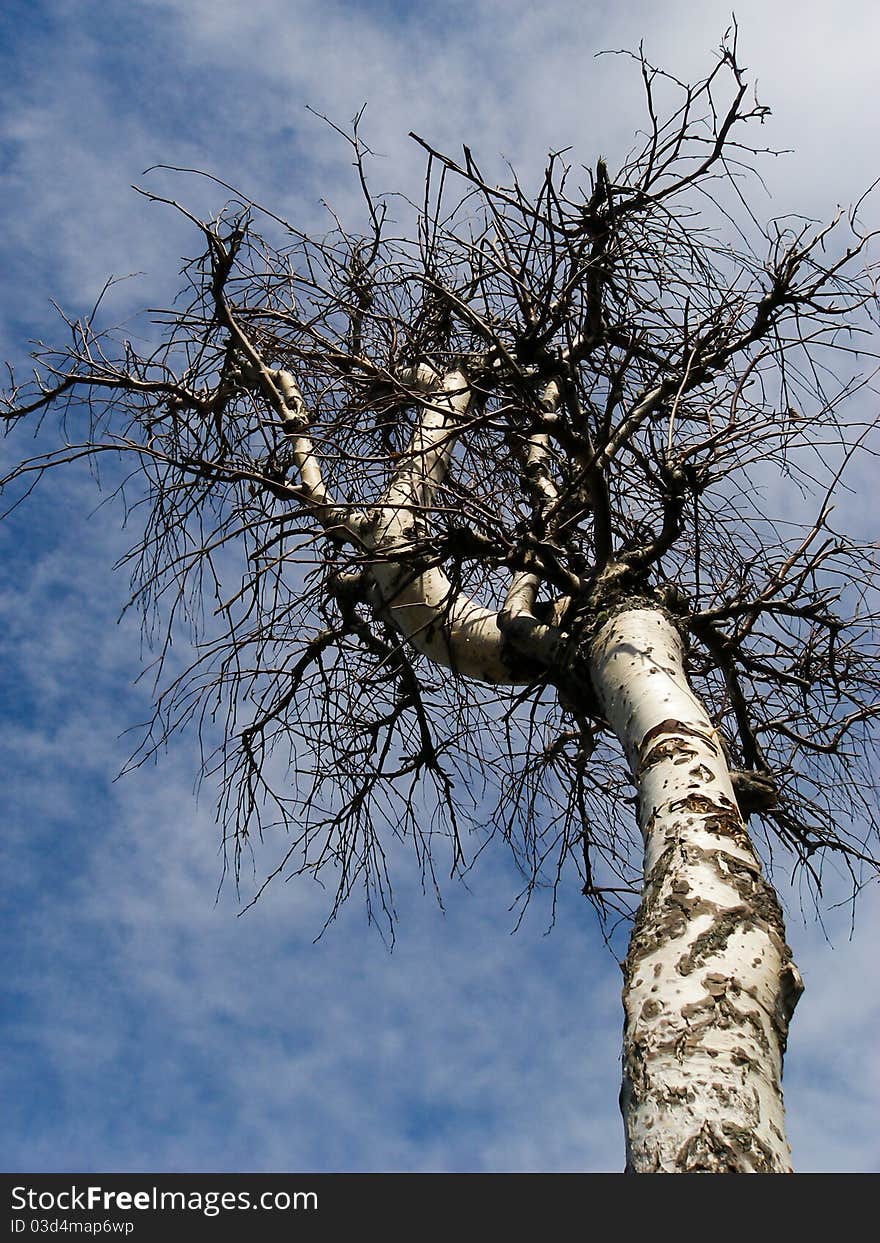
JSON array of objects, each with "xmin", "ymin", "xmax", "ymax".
[{"xmin": 589, "ymin": 607, "xmax": 803, "ymax": 1173}]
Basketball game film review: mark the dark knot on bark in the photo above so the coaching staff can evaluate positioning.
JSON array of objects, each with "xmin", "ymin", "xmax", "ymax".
[{"xmin": 730, "ymin": 769, "xmax": 778, "ymax": 819}]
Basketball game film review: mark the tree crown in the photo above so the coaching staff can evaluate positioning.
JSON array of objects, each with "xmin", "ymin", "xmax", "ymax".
[{"xmin": 4, "ymin": 34, "xmax": 879, "ymax": 935}]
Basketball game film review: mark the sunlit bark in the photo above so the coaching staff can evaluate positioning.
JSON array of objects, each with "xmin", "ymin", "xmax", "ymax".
[{"xmin": 590, "ymin": 609, "xmax": 803, "ymax": 1172}]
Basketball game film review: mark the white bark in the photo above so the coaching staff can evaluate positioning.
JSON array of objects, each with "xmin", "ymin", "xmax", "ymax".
[
  {"xmin": 265, "ymin": 358, "xmax": 559, "ymax": 679},
  {"xmin": 368, "ymin": 366, "xmax": 559, "ymax": 680},
  {"xmin": 369, "ymin": 367, "xmax": 507, "ymax": 677},
  {"xmin": 273, "ymin": 369, "xmax": 354, "ymax": 530},
  {"xmin": 241, "ymin": 362, "xmax": 370, "ymax": 540},
  {"xmin": 590, "ymin": 607, "xmax": 803, "ymax": 1173}
]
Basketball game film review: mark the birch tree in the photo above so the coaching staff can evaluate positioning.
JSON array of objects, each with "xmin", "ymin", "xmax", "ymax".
[{"xmin": 3, "ymin": 36, "xmax": 879, "ymax": 1172}]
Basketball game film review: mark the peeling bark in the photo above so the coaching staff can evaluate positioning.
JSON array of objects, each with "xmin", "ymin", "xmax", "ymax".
[{"xmin": 590, "ymin": 608, "xmax": 803, "ymax": 1173}]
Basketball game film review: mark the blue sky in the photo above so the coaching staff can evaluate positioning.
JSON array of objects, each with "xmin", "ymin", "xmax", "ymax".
[{"xmin": 1, "ymin": 0, "xmax": 878, "ymax": 1173}]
